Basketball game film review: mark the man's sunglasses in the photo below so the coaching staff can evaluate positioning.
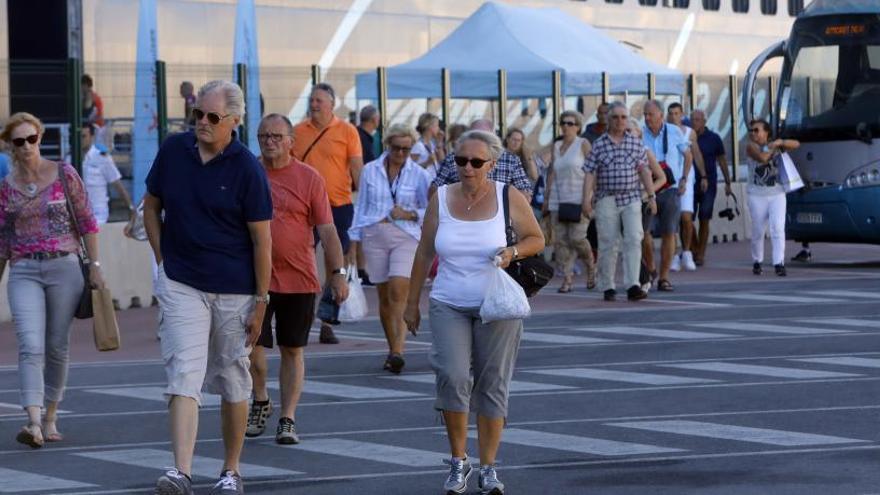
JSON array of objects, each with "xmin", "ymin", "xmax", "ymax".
[
  {"xmin": 11, "ymin": 134, "xmax": 38, "ymax": 147},
  {"xmin": 454, "ymin": 156, "xmax": 491, "ymax": 169},
  {"xmin": 257, "ymin": 133, "xmax": 288, "ymax": 142},
  {"xmin": 192, "ymin": 108, "xmax": 230, "ymax": 125}
]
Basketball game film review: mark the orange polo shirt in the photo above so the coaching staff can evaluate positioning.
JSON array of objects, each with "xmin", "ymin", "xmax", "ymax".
[{"xmin": 292, "ymin": 116, "xmax": 362, "ymax": 207}]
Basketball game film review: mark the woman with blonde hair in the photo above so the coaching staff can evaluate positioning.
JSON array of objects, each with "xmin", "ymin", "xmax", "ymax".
[
  {"xmin": 503, "ymin": 127, "xmax": 538, "ymax": 183},
  {"xmin": 349, "ymin": 124, "xmax": 432, "ymax": 373},
  {"xmin": 411, "ymin": 112, "xmax": 446, "ymax": 180},
  {"xmin": 543, "ymin": 110, "xmax": 596, "ymax": 292},
  {"xmin": 0, "ymin": 112, "xmax": 104, "ymax": 448}
]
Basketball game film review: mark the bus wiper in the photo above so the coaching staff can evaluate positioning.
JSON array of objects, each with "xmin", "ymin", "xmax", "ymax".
[{"xmin": 855, "ymin": 122, "xmax": 874, "ymax": 145}]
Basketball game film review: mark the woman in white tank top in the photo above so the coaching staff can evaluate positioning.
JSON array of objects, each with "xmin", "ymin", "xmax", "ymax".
[{"xmin": 403, "ymin": 131, "xmax": 544, "ymax": 495}]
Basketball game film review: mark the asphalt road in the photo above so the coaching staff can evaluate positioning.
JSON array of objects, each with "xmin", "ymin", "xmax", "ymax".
[{"xmin": 1, "ymin": 241, "xmax": 879, "ymax": 494}]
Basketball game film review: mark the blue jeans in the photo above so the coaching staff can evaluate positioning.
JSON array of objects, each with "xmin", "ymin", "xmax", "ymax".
[{"xmin": 8, "ymin": 255, "xmax": 83, "ymax": 407}]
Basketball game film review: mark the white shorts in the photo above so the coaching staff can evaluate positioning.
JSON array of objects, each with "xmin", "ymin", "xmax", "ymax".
[
  {"xmin": 680, "ymin": 174, "xmax": 695, "ymax": 214},
  {"xmin": 156, "ymin": 265, "xmax": 254, "ymax": 405}
]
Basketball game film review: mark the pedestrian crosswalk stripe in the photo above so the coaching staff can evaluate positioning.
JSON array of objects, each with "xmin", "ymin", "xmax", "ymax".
[
  {"xmin": 569, "ymin": 326, "xmax": 733, "ymax": 340},
  {"xmin": 806, "ymin": 290, "xmax": 880, "ymax": 300},
  {"xmin": 527, "ymin": 368, "xmax": 719, "ymax": 385},
  {"xmin": 800, "ymin": 318, "xmax": 880, "ymax": 329},
  {"xmin": 691, "ymin": 322, "xmax": 847, "ymax": 335},
  {"xmin": 663, "ymin": 362, "xmax": 861, "ymax": 379},
  {"xmin": 383, "ymin": 373, "xmax": 576, "ymax": 392},
  {"xmin": 792, "ymin": 357, "xmax": 880, "ymax": 369},
  {"xmin": 283, "ymin": 438, "xmax": 448, "ymax": 467},
  {"xmin": 608, "ymin": 420, "xmax": 868, "ymax": 446},
  {"xmin": 0, "ymin": 467, "xmax": 96, "ymax": 492},
  {"xmin": 521, "ymin": 333, "xmax": 616, "ymax": 345},
  {"xmin": 76, "ymin": 448, "xmax": 302, "ymax": 478},
  {"xmin": 471, "ymin": 428, "xmax": 683, "ymax": 456},
  {"xmin": 84, "ymin": 386, "xmax": 222, "ymax": 406},
  {"xmin": 709, "ymin": 293, "xmax": 844, "ymax": 304},
  {"xmin": 268, "ymin": 380, "xmax": 423, "ymax": 399}
]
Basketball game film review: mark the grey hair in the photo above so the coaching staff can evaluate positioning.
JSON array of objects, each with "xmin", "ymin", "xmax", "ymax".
[
  {"xmin": 456, "ymin": 130, "xmax": 503, "ymax": 161},
  {"xmin": 311, "ymin": 83, "xmax": 336, "ymax": 102},
  {"xmin": 608, "ymin": 101, "xmax": 628, "ymax": 115},
  {"xmin": 198, "ymin": 80, "xmax": 245, "ymax": 117},
  {"xmin": 643, "ymin": 99, "xmax": 664, "ymax": 115},
  {"xmin": 359, "ymin": 105, "xmax": 378, "ymax": 124},
  {"xmin": 382, "ymin": 123, "xmax": 419, "ymax": 147}
]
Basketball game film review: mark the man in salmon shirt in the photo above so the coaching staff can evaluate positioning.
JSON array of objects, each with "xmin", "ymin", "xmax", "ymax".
[
  {"xmin": 246, "ymin": 113, "xmax": 348, "ymax": 445},
  {"xmin": 292, "ymin": 83, "xmax": 363, "ymax": 344}
]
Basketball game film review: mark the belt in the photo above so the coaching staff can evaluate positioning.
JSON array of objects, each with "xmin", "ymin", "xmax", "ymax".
[{"xmin": 23, "ymin": 252, "xmax": 70, "ymax": 260}]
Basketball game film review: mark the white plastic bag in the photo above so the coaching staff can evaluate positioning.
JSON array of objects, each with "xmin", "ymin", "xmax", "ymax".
[
  {"xmin": 479, "ymin": 264, "xmax": 531, "ymax": 324},
  {"xmin": 775, "ymin": 152, "xmax": 804, "ymax": 192},
  {"xmin": 338, "ymin": 265, "xmax": 368, "ymax": 322}
]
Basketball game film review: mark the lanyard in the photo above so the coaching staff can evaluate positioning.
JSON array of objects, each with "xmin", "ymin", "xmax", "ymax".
[{"xmin": 385, "ymin": 159, "xmax": 402, "ymax": 204}]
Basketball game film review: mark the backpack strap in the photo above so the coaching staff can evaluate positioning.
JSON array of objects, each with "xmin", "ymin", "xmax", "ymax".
[{"xmin": 502, "ymin": 184, "xmax": 514, "ymax": 247}]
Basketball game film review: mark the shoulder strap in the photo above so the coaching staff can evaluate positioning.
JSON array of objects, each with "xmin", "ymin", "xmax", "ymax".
[
  {"xmin": 662, "ymin": 124, "xmax": 668, "ymax": 157},
  {"xmin": 301, "ymin": 125, "xmax": 332, "ymax": 162},
  {"xmin": 502, "ymin": 184, "xmax": 514, "ymax": 247},
  {"xmin": 57, "ymin": 163, "xmax": 89, "ymax": 260}
]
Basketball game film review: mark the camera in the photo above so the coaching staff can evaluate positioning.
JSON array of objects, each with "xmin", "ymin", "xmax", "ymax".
[{"xmin": 718, "ymin": 207, "xmax": 736, "ymax": 221}]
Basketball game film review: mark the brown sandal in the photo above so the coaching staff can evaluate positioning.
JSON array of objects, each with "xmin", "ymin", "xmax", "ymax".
[
  {"xmin": 43, "ymin": 415, "xmax": 63, "ymax": 442},
  {"xmin": 16, "ymin": 424, "xmax": 44, "ymax": 449},
  {"xmin": 657, "ymin": 279, "xmax": 674, "ymax": 292}
]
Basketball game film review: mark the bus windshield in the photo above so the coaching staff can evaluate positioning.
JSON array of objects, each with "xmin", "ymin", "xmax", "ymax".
[{"xmin": 780, "ymin": 15, "xmax": 880, "ymax": 142}]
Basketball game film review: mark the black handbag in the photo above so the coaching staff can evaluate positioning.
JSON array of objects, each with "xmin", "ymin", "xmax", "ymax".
[
  {"xmin": 556, "ymin": 202, "xmax": 583, "ymax": 223},
  {"xmin": 502, "ymin": 185, "xmax": 554, "ymax": 297},
  {"xmin": 58, "ymin": 163, "xmax": 94, "ymax": 319}
]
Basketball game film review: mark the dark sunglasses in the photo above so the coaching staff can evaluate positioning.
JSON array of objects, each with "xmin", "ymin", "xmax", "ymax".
[
  {"xmin": 12, "ymin": 134, "xmax": 39, "ymax": 147},
  {"xmin": 257, "ymin": 133, "xmax": 288, "ymax": 142},
  {"xmin": 454, "ymin": 156, "xmax": 491, "ymax": 169},
  {"xmin": 561, "ymin": 121, "xmax": 579, "ymax": 127},
  {"xmin": 192, "ymin": 108, "xmax": 230, "ymax": 125},
  {"xmin": 390, "ymin": 145, "xmax": 412, "ymax": 154}
]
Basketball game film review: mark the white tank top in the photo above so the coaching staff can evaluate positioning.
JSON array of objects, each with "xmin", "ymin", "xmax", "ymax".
[
  {"xmin": 430, "ymin": 181, "xmax": 508, "ymax": 308},
  {"xmin": 549, "ymin": 137, "xmax": 587, "ymax": 209}
]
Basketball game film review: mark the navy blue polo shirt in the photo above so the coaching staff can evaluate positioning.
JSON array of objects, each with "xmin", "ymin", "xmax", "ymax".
[
  {"xmin": 146, "ymin": 131, "xmax": 273, "ymax": 294},
  {"xmin": 695, "ymin": 128, "xmax": 726, "ymax": 183}
]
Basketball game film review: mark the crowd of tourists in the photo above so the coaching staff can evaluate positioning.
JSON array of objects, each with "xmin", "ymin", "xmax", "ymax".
[{"xmin": 0, "ymin": 78, "xmax": 799, "ymax": 495}]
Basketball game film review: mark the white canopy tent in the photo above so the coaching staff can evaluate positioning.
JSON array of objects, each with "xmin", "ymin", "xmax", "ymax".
[{"xmin": 355, "ymin": 1, "xmax": 684, "ymax": 100}]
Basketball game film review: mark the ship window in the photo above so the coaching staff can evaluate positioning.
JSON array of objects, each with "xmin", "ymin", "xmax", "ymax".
[
  {"xmin": 673, "ymin": 0, "xmax": 689, "ymax": 8},
  {"xmin": 605, "ymin": 0, "xmax": 623, "ymax": 3},
  {"xmin": 702, "ymin": 0, "xmax": 720, "ymax": 11},
  {"xmin": 639, "ymin": 0, "xmax": 659, "ymax": 5},
  {"xmin": 787, "ymin": 0, "xmax": 804, "ymax": 16},
  {"xmin": 761, "ymin": 0, "xmax": 777, "ymax": 15},
  {"xmin": 733, "ymin": 0, "xmax": 749, "ymax": 14}
]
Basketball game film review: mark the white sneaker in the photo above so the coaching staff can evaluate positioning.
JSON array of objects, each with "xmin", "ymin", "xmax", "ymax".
[
  {"xmin": 670, "ymin": 253, "xmax": 681, "ymax": 272},
  {"xmin": 681, "ymin": 251, "xmax": 697, "ymax": 271}
]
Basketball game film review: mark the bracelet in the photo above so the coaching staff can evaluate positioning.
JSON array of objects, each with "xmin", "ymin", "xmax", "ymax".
[{"xmin": 89, "ymin": 260, "xmax": 101, "ymax": 267}]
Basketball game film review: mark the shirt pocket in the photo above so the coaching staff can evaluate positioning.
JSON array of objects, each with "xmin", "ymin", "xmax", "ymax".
[{"xmin": 394, "ymin": 185, "xmax": 418, "ymax": 207}]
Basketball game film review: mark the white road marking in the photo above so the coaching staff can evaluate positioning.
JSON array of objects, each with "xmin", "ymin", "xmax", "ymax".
[
  {"xmin": 521, "ymin": 333, "xmax": 616, "ymax": 345},
  {"xmin": 268, "ymin": 380, "xmax": 423, "ymax": 399},
  {"xmin": 691, "ymin": 322, "xmax": 847, "ymax": 335},
  {"xmin": 384, "ymin": 373, "xmax": 575, "ymax": 392},
  {"xmin": 527, "ymin": 368, "xmax": 718, "ymax": 385},
  {"xmin": 663, "ymin": 362, "xmax": 861, "ymax": 379},
  {"xmin": 709, "ymin": 293, "xmax": 843, "ymax": 304},
  {"xmin": 806, "ymin": 290, "xmax": 880, "ymax": 300},
  {"xmin": 569, "ymin": 326, "xmax": 733, "ymax": 340},
  {"xmin": 800, "ymin": 318, "xmax": 880, "ymax": 328},
  {"xmin": 76, "ymin": 448, "xmax": 302, "ymax": 478},
  {"xmin": 0, "ymin": 468, "xmax": 96, "ymax": 492},
  {"xmin": 609, "ymin": 420, "xmax": 868, "ymax": 446},
  {"xmin": 476, "ymin": 428, "xmax": 682, "ymax": 456},
  {"xmin": 284, "ymin": 438, "xmax": 448, "ymax": 467},
  {"xmin": 791, "ymin": 357, "xmax": 880, "ymax": 369},
  {"xmin": 84, "ymin": 386, "xmax": 222, "ymax": 406}
]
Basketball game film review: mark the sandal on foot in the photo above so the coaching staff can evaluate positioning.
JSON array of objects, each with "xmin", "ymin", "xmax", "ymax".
[
  {"xmin": 43, "ymin": 416, "xmax": 63, "ymax": 442},
  {"xmin": 16, "ymin": 424, "xmax": 43, "ymax": 449},
  {"xmin": 657, "ymin": 279, "xmax": 674, "ymax": 292}
]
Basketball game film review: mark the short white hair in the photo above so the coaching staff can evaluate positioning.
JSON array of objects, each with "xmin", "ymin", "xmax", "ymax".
[
  {"xmin": 456, "ymin": 130, "xmax": 503, "ymax": 161},
  {"xmin": 198, "ymin": 80, "xmax": 245, "ymax": 117}
]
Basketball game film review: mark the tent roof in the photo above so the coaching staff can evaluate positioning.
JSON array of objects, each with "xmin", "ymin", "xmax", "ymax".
[
  {"xmin": 356, "ymin": 1, "xmax": 683, "ymax": 99},
  {"xmin": 800, "ymin": 0, "xmax": 880, "ymax": 19}
]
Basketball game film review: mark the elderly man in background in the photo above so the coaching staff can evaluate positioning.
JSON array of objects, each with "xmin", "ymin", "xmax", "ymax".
[
  {"xmin": 642, "ymin": 99, "xmax": 692, "ymax": 293},
  {"xmin": 144, "ymin": 80, "xmax": 273, "ymax": 495},
  {"xmin": 691, "ymin": 108, "xmax": 732, "ymax": 266},
  {"xmin": 292, "ymin": 83, "xmax": 363, "ymax": 345},
  {"xmin": 583, "ymin": 101, "xmax": 656, "ymax": 302}
]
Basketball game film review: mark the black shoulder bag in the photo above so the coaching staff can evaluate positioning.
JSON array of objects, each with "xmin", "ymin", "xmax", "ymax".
[
  {"xmin": 58, "ymin": 163, "xmax": 94, "ymax": 319},
  {"xmin": 502, "ymin": 185, "xmax": 553, "ymax": 297}
]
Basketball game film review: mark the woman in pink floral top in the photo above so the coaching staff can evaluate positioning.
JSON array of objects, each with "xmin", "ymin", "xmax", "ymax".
[{"xmin": 0, "ymin": 112, "xmax": 104, "ymax": 448}]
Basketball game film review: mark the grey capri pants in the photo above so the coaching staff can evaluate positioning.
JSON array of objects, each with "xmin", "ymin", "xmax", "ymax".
[{"xmin": 428, "ymin": 298, "xmax": 523, "ymax": 419}]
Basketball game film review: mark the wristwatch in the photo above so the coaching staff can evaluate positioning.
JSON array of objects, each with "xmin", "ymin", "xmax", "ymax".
[
  {"xmin": 254, "ymin": 294, "xmax": 270, "ymax": 305},
  {"xmin": 89, "ymin": 260, "xmax": 101, "ymax": 267},
  {"xmin": 511, "ymin": 245, "xmax": 519, "ymax": 260},
  {"xmin": 331, "ymin": 267, "xmax": 347, "ymax": 276}
]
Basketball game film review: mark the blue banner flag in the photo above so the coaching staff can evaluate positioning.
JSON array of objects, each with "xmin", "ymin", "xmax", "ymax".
[
  {"xmin": 132, "ymin": 0, "xmax": 159, "ymax": 203},
  {"xmin": 233, "ymin": 0, "xmax": 262, "ymax": 153}
]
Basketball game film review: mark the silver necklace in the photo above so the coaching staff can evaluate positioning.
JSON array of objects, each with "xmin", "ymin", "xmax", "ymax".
[
  {"xmin": 24, "ymin": 183, "xmax": 37, "ymax": 195},
  {"xmin": 465, "ymin": 183, "xmax": 491, "ymax": 211}
]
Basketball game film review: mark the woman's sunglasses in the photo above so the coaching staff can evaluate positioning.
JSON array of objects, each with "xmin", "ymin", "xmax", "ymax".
[
  {"xmin": 192, "ymin": 108, "xmax": 230, "ymax": 125},
  {"xmin": 11, "ymin": 134, "xmax": 39, "ymax": 147},
  {"xmin": 561, "ymin": 121, "xmax": 579, "ymax": 127},
  {"xmin": 454, "ymin": 156, "xmax": 491, "ymax": 169}
]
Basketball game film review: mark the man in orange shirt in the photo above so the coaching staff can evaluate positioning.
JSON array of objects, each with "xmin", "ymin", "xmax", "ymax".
[
  {"xmin": 292, "ymin": 83, "xmax": 363, "ymax": 344},
  {"xmin": 247, "ymin": 113, "xmax": 348, "ymax": 444}
]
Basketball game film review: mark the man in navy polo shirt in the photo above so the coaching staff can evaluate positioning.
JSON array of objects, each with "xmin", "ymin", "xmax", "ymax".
[{"xmin": 144, "ymin": 80, "xmax": 272, "ymax": 495}]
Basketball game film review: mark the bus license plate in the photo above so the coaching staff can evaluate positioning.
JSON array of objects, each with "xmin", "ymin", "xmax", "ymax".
[{"xmin": 797, "ymin": 212, "xmax": 823, "ymax": 224}]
